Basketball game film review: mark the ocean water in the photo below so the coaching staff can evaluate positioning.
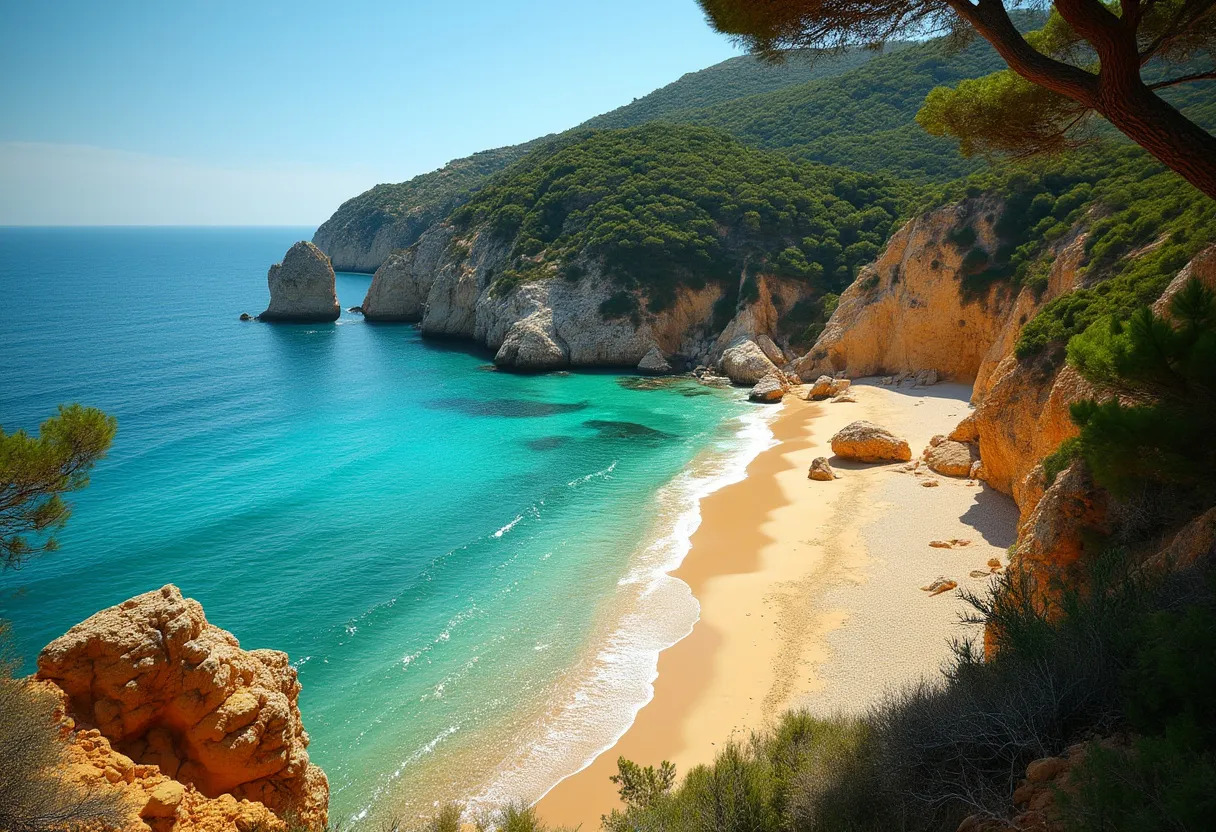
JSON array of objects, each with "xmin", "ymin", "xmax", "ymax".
[{"xmin": 0, "ymin": 228, "xmax": 771, "ymax": 823}]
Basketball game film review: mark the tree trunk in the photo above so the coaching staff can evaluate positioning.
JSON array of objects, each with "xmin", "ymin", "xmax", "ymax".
[{"xmin": 1095, "ymin": 78, "xmax": 1216, "ymax": 201}]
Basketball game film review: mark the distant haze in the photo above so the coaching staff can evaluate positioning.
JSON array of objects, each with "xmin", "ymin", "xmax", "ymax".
[{"xmin": 0, "ymin": 1, "xmax": 739, "ymax": 226}]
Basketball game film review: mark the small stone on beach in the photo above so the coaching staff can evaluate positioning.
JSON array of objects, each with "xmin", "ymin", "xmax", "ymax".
[{"xmin": 921, "ymin": 577, "xmax": 958, "ymax": 596}]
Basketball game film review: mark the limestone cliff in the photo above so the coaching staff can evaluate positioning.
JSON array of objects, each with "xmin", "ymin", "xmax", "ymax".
[
  {"xmin": 360, "ymin": 223, "xmax": 812, "ymax": 381},
  {"xmin": 795, "ymin": 196, "xmax": 1040, "ymax": 383},
  {"xmin": 260, "ymin": 242, "xmax": 340, "ymax": 323},
  {"xmin": 35, "ymin": 585, "xmax": 328, "ymax": 832},
  {"xmin": 791, "ymin": 192, "xmax": 1216, "ymax": 606}
]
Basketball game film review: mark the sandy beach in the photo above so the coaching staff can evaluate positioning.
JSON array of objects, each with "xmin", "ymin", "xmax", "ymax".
[{"xmin": 536, "ymin": 379, "xmax": 1020, "ymax": 828}]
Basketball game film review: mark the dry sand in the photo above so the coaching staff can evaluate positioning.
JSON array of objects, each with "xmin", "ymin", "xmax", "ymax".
[{"xmin": 535, "ymin": 379, "xmax": 1019, "ymax": 829}]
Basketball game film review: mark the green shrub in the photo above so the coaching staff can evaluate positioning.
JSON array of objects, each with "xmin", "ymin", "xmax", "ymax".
[
  {"xmin": 1062, "ymin": 280, "xmax": 1216, "ymax": 519},
  {"xmin": 599, "ymin": 291, "xmax": 640, "ymax": 322}
]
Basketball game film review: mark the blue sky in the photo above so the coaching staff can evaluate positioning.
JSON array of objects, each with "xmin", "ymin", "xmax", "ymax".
[{"xmin": 0, "ymin": 1, "xmax": 739, "ymax": 225}]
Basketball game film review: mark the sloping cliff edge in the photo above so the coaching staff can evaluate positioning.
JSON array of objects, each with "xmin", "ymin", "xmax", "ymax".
[
  {"xmin": 792, "ymin": 195, "xmax": 1216, "ymax": 589},
  {"xmin": 31, "ymin": 585, "xmax": 328, "ymax": 832}
]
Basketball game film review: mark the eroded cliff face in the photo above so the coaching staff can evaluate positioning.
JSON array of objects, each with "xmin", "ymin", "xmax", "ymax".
[
  {"xmin": 313, "ymin": 214, "xmax": 432, "ymax": 274},
  {"xmin": 791, "ymin": 191, "xmax": 1216, "ymax": 614},
  {"xmin": 795, "ymin": 196, "xmax": 1021, "ymax": 382},
  {"xmin": 791, "ymin": 197, "xmax": 1096, "ymax": 513},
  {"xmin": 35, "ymin": 584, "xmax": 328, "ymax": 832},
  {"xmin": 360, "ymin": 223, "xmax": 811, "ymax": 380}
]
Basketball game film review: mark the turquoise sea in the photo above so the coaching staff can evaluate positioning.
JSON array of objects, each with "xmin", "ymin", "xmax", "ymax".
[{"xmin": 0, "ymin": 228, "xmax": 772, "ymax": 823}]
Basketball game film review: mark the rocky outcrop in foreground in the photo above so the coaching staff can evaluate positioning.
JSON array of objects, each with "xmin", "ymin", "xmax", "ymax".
[
  {"xmin": 260, "ymin": 242, "xmax": 340, "ymax": 323},
  {"xmin": 36, "ymin": 585, "xmax": 328, "ymax": 831}
]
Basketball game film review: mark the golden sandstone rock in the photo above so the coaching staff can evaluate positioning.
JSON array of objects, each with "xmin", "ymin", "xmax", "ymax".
[
  {"xmin": 808, "ymin": 457, "xmax": 837, "ymax": 481},
  {"xmin": 924, "ymin": 439, "xmax": 981, "ymax": 478},
  {"xmin": 36, "ymin": 585, "xmax": 328, "ymax": 832},
  {"xmin": 830, "ymin": 420, "xmax": 912, "ymax": 463}
]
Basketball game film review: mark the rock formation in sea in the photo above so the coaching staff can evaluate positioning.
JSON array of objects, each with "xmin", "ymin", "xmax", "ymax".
[
  {"xmin": 259, "ymin": 242, "xmax": 340, "ymax": 323},
  {"xmin": 34, "ymin": 584, "xmax": 328, "ymax": 832}
]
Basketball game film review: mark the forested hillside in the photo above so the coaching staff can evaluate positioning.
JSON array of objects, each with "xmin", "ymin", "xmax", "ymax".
[
  {"xmin": 313, "ymin": 48, "xmax": 881, "ymax": 270},
  {"xmin": 582, "ymin": 45, "xmax": 903, "ymax": 130},
  {"xmin": 451, "ymin": 124, "xmax": 906, "ymax": 314},
  {"xmin": 312, "ymin": 30, "xmax": 1010, "ymax": 271}
]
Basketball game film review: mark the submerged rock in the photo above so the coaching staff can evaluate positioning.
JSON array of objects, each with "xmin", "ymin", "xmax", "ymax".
[
  {"xmin": 260, "ymin": 241, "xmax": 340, "ymax": 323},
  {"xmin": 830, "ymin": 420, "xmax": 912, "ymax": 463}
]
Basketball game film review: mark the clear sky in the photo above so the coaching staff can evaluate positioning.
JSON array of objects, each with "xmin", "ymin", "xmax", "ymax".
[{"xmin": 0, "ymin": 1, "xmax": 740, "ymax": 226}]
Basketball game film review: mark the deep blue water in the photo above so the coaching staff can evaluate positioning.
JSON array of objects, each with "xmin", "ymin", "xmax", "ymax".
[{"xmin": 0, "ymin": 228, "xmax": 761, "ymax": 822}]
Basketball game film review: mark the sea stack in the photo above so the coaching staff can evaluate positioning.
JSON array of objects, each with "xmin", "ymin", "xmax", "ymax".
[{"xmin": 259, "ymin": 241, "xmax": 340, "ymax": 322}]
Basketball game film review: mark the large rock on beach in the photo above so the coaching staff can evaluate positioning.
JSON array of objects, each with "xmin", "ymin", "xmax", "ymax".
[
  {"xmin": 37, "ymin": 585, "xmax": 328, "ymax": 828},
  {"xmin": 720, "ymin": 339, "xmax": 780, "ymax": 386},
  {"xmin": 830, "ymin": 421, "xmax": 912, "ymax": 463},
  {"xmin": 637, "ymin": 345, "xmax": 673, "ymax": 374},
  {"xmin": 748, "ymin": 372, "xmax": 788, "ymax": 403},
  {"xmin": 808, "ymin": 457, "xmax": 838, "ymax": 481},
  {"xmin": 925, "ymin": 439, "xmax": 981, "ymax": 478},
  {"xmin": 260, "ymin": 242, "xmax": 340, "ymax": 322}
]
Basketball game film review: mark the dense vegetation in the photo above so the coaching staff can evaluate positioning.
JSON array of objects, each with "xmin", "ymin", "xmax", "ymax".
[
  {"xmin": 673, "ymin": 29, "xmax": 1022, "ymax": 182},
  {"xmin": 915, "ymin": 143, "xmax": 1216, "ymax": 361},
  {"xmin": 1046, "ymin": 278, "xmax": 1216, "ymax": 535},
  {"xmin": 451, "ymin": 124, "xmax": 908, "ymax": 314},
  {"xmin": 313, "ymin": 141, "xmax": 546, "ymax": 263},
  {"xmin": 582, "ymin": 46, "xmax": 903, "ymax": 130},
  {"xmin": 312, "ymin": 44, "xmax": 885, "ymax": 267}
]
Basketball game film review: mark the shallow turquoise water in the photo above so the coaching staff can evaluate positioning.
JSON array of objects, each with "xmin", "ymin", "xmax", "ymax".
[{"xmin": 0, "ymin": 228, "xmax": 763, "ymax": 822}]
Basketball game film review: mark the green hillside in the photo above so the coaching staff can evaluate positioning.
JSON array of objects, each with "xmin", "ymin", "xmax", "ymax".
[
  {"xmin": 582, "ymin": 46, "xmax": 905, "ymax": 130},
  {"xmin": 452, "ymin": 124, "xmax": 907, "ymax": 317},
  {"xmin": 677, "ymin": 34, "xmax": 1018, "ymax": 182},
  {"xmin": 311, "ymin": 46, "xmax": 903, "ymax": 269}
]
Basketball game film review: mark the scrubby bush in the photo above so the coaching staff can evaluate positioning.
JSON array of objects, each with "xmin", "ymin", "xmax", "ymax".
[
  {"xmin": 0, "ymin": 626, "xmax": 126, "ymax": 832},
  {"xmin": 603, "ymin": 544, "xmax": 1216, "ymax": 832},
  {"xmin": 1060, "ymin": 279, "xmax": 1216, "ymax": 531}
]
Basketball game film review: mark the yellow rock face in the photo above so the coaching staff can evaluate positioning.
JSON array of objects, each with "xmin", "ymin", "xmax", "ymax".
[
  {"xmin": 795, "ymin": 196, "xmax": 1024, "ymax": 382},
  {"xmin": 36, "ymin": 585, "xmax": 328, "ymax": 832}
]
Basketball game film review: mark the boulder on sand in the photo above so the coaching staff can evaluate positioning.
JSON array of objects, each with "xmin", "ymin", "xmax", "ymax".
[
  {"xmin": 720, "ymin": 339, "xmax": 780, "ymax": 386},
  {"xmin": 259, "ymin": 241, "xmax": 340, "ymax": 322},
  {"xmin": 748, "ymin": 372, "xmax": 788, "ymax": 403},
  {"xmin": 924, "ymin": 439, "xmax": 981, "ymax": 478},
  {"xmin": 830, "ymin": 420, "xmax": 912, "ymax": 463},
  {"xmin": 808, "ymin": 375, "xmax": 851, "ymax": 400},
  {"xmin": 808, "ymin": 457, "xmax": 838, "ymax": 481},
  {"xmin": 921, "ymin": 577, "xmax": 958, "ymax": 596}
]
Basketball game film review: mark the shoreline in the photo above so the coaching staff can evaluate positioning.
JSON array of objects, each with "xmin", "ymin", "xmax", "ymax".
[
  {"xmin": 468, "ymin": 395, "xmax": 781, "ymax": 817},
  {"xmin": 536, "ymin": 380, "xmax": 1019, "ymax": 828}
]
